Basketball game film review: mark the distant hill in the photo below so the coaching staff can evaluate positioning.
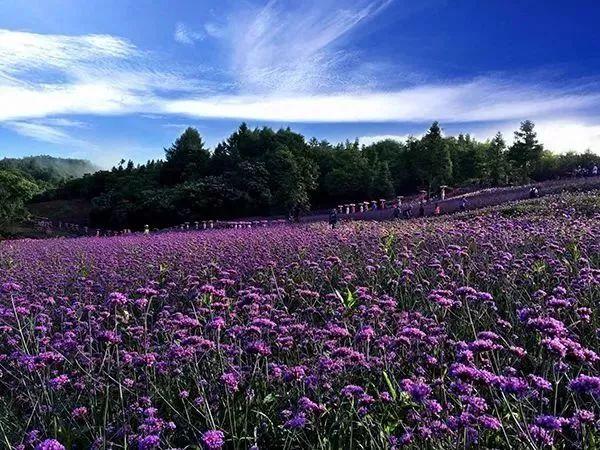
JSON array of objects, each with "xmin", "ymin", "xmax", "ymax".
[{"xmin": 0, "ymin": 155, "xmax": 99, "ymax": 186}]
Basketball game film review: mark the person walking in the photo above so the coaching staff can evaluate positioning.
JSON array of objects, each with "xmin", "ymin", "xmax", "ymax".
[
  {"xmin": 329, "ymin": 209, "xmax": 338, "ymax": 229},
  {"xmin": 392, "ymin": 204, "xmax": 401, "ymax": 219},
  {"xmin": 434, "ymin": 203, "xmax": 441, "ymax": 216},
  {"xmin": 460, "ymin": 198, "xmax": 467, "ymax": 212}
]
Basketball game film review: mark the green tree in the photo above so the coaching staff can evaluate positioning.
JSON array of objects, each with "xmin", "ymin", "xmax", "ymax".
[
  {"xmin": 161, "ymin": 127, "xmax": 210, "ymax": 184},
  {"xmin": 322, "ymin": 140, "xmax": 371, "ymax": 203},
  {"xmin": 448, "ymin": 134, "xmax": 486, "ymax": 184},
  {"xmin": 508, "ymin": 120, "xmax": 543, "ymax": 180},
  {"xmin": 485, "ymin": 132, "xmax": 507, "ymax": 186},
  {"xmin": 265, "ymin": 146, "xmax": 316, "ymax": 213},
  {"xmin": 362, "ymin": 139, "xmax": 409, "ymax": 194},
  {"xmin": 418, "ymin": 122, "xmax": 452, "ymax": 192},
  {"xmin": 0, "ymin": 169, "xmax": 39, "ymax": 230},
  {"xmin": 369, "ymin": 159, "xmax": 395, "ymax": 198}
]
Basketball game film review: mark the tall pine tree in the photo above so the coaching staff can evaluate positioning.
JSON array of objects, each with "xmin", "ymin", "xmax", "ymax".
[
  {"xmin": 485, "ymin": 132, "xmax": 507, "ymax": 186},
  {"xmin": 508, "ymin": 120, "xmax": 543, "ymax": 180},
  {"xmin": 419, "ymin": 122, "xmax": 452, "ymax": 192},
  {"xmin": 161, "ymin": 127, "xmax": 211, "ymax": 184}
]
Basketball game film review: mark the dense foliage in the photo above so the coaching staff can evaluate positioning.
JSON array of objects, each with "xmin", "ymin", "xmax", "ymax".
[
  {"xmin": 0, "ymin": 169, "xmax": 39, "ymax": 230},
  {"xmin": 1, "ymin": 191, "xmax": 599, "ymax": 449},
  {"xmin": 39, "ymin": 121, "xmax": 600, "ymax": 230}
]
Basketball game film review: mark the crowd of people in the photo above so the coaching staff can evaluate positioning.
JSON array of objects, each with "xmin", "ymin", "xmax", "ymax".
[{"xmin": 574, "ymin": 164, "xmax": 598, "ymax": 177}]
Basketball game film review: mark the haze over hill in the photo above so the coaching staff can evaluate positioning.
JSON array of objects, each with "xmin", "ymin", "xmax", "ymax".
[{"xmin": 0, "ymin": 155, "xmax": 98, "ymax": 184}]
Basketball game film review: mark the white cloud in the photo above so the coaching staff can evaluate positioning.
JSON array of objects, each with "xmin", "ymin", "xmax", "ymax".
[
  {"xmin": 161, "ymin": 79, "xmax": 600, "ymax": 124},
  {"xmin": 4, "ymin": 121, "xmax": 72, "ymax": 144},
  {"xmin": 204, "ymin": 22, "xmax": 226, "ymax": 39},
  {"xmin": 536, "ymin": 121, "xmax": 600, "ymax": 153},
  {"xmin": 0, "ymin": 29, "xmax": 194, "ymax": 122},
  {"xmin": 360, "ymin": 120, "xmax": 600, "ymax": 154},
  {"xmin": 174, "ymin": 22, "xmax": 204, "ymax": 45},
  {"xmin": 359, "ymin": 134, "xmax": 414, "ymax": 146},
  {"xmin": 469, "ymin": 120, "xmax": 600, "ymax": 154},
  {"xmin": 0, "ymin": 82, "xmax": 152, "ymax": 121},
  {"xmin": 2, "ymin": 115, "xmax": 92, "ymax": 148},
  {"xmin": 33, "ymin": 118, "xmax": 89, "ymax": 128}
]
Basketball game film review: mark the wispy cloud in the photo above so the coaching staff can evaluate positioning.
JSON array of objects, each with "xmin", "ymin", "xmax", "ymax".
[
  {"xmin": 0, "ymin": 29, "xmax": 134, "ymax": 80},
  {"xmin": 174, "ymin": 22, "xmax": 204, "ymax": 45},
  {"xmin": 3, "ymin": 120, "xmax": 90, "ymax": 147},
  {"xmin": 33, "ymin": 118, "xmax": 89, "ymax": 128},
  {"xmin": 220, "ymin": 0, "xmax": 393, "ymax": 94},
  {"xmin": 203, "ymin": 22, "xmax": 226, "ymax": 39}
]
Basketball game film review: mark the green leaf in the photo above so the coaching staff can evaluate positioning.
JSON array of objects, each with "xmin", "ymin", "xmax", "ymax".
[
  {"xmin": 384, "ymin": 422, "xmax": 398, "ymax": 434},
  {"xmin": 383, "ymin": 233, "xmax": 396, "ymax": 255},
  {"xmin": 263, "ymin": 393, "xmax": 276, "ymax": 404},
  {"xmin": 335, "ymin": 288, "xmax": 356, "ymax": 309},
  {"xmin": 344, "ymin": 289, "xmax": 356, "ymax": 309},
  {"xmin": 382, "ymin": 371, "xmax": 397, "ymax": 401}
]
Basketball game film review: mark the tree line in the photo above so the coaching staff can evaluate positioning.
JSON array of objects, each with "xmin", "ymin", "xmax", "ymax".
[{"xmin": 34, "ymin": 120, "xmax": 600, "ymax": 230}]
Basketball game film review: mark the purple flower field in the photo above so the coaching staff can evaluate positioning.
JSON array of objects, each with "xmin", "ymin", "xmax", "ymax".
[{"xmin": 1, "ymin": 192, "xmax": 599, "ymax": 449}]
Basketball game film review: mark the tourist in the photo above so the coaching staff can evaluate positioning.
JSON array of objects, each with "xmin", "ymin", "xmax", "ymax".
[
  {"xmin": 392, "ymin": 205, "xmax": 401, "ymax": 219},
  {"xmin": 529, "ymin": 187, "xmax": 539, "ymax": 199},
  {"xmin": 460, "ymin": 198, "xmax": 468, "ymax": 212},
  {"xmin": 418, "ymin": 201, "xmax": 425, "ymax": 217},
  {"xmin": 293, "ymin": 205, "xmax": 301, "ymax": 223},
  {"xmin": 329, "ymin": 209, "xmax": 338, "ymax": 229},
  {"xmin": 434, "ymin": 203, "xmax": 441, "ymax": 216}
]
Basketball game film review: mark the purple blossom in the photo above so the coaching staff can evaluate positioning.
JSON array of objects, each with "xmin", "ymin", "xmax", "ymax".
[
  {"xmin": 569, "ymin": 375, "xmax": 600, "ymax": 395},
  {"xmin": 138, "ymin": 435, "xmax": 160, "ymax": 450},
  {"xmin": 535, "ymin": 415, "xmax": 567, "ymax": 431},
  {"xmin": 35, "ymin": 440, "xmax": 65, "ymax": 450},
  {"xmin": 341, "ymin": 385, "xmax": 365, "ymax": 398},
  {"xmin": 400, "ymin": 379, "xmax": 431, "ymax": 402},
  {"xmin": 284, "ymin": 412, "xmax": 308, "ymax": 429},
  {"xmin": 201, "ymin": 430, "xmax": 225, "ymax": 449},
  {"xmin": 48, "ymin": 374, "xmax": 70, "ymax": 390},
  {"xmin": 220, "ymin": 372, "xmax": 240, "ymax": 392}
]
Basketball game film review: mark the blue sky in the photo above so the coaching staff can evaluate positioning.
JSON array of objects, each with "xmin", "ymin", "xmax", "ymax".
[{"xmin": 1, "ymin": 0, "xmax": 600, "ymax": 167}]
